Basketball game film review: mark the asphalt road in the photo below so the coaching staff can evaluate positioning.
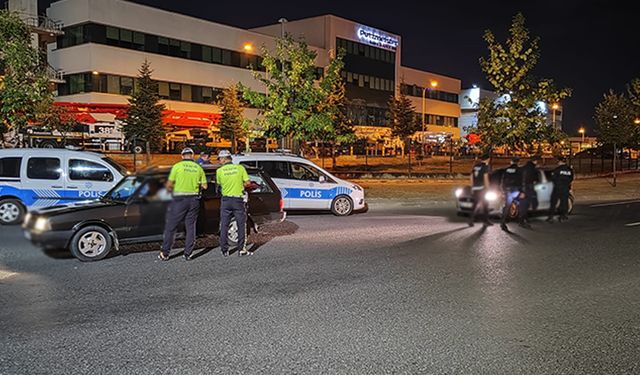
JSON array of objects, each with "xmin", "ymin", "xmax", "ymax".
[{"xmin": 1, "ymin": 200, "xmax": 640, "ymax": 374}]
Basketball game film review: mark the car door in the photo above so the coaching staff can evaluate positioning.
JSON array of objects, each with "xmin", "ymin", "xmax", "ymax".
[
  {"xmin": 287, "ymin": 162, "xmax": 335, "ymax": 210},
  {"xmin": 255, "ymin": 160, "xmax": 294, "ymax": 209},
  {"xmin": 22, "ymin": 154, "xmax": 65, "ymax": 209},
  {"xmin": 65, "ymin": 158, "xmax": 117, "ymax": 203},
  {"xmin": 535, "ymin": 170, "xmax": 554, "ymax": 210},
  {"xmin": 198, "ymin": 172, "xmax": 221, "ymax": 235},
  {"xmin": 126, "ymin": 177, "xmax": 171, "ymax": 239}
]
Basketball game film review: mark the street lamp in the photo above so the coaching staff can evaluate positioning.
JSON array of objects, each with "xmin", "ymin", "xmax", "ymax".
[
  {"xmin": 551, "ymin": 103, "xmax": 560, "ymax": 129},
  {"xmin": 578, "ymin": 127, "xmax": 585, "ymax": 152},
  {"xmin": 243, "ymin": 43, "xmax": 253, "ymax": 53},
  {"xmin": 634, "ymin": 118, "xmax": 640, "ymax": 125},
  {"xmin": 421, "ymin": 80, "xmax": 438, "ymax": 131}
]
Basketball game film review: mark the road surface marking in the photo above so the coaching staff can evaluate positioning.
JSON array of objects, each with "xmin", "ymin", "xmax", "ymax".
[
  {"xmin": 0, "ymin": 269, "xmax": 19, "ymax": 280},
  {"xmin": 624, "ymin": 222, "xmax": 640, "ymax": 227},
  {"xmin": 590, "ymin": 200, "xmax": 640, "ymax": 208}
]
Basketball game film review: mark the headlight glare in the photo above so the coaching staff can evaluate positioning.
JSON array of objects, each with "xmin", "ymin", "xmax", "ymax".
[
  {"xmin": 455, "ymin": 188, "xmax": 463, "ymax": 198},
  {"xmin": 34, "ymin": 217, "xmax": 51, "ymax": 232},
  {"xmin": 485, "ymin": 191, "xmax": 498, "ymax": 202}
]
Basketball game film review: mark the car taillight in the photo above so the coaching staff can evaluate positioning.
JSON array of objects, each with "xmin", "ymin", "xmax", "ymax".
[{"xmin": 279, "ymin": 198, "xmax": 284, "ymax": 212}]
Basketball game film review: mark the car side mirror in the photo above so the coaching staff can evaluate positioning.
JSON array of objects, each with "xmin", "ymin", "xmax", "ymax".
[{"xmin": 318, "ymin": 175, "xmax": 326, "ymax": 183}]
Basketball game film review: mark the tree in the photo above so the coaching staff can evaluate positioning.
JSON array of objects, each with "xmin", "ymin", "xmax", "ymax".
[
  {"xmin": 241, "ymin": 35, "xmax": 345, "ymax": 144},
  {"xmin": 124, "ymin": 60, "xmax": 166, "ymax": 152},
  {"xmin": 473, "ymin": 13, "xmax": 571, "ymax": 153},
  {"xmin": 218, "ymin": 84, "xmax": 247, "ymax": 153},
  {"xmin": 388, "ymin": 86, "xmax": 419, "ymax": 155},
  {"xmin": 628, "ymin": 78, "xmax": 640, "ymax": 117},
  {"xmin": 36, "ymin": 101, "xmax": 75, "ymax": 146},
  {"xmin": 595, "ymin": 90, "xmax": 637, "ymax": 148},
  {"xmin": 0, "ymin": 10, "xmax": 53, "ymax": 147}
]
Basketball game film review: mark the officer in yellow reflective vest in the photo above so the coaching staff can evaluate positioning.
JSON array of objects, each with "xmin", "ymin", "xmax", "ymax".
[
  {"xmin": 216, "ymin": 150, "xmax": 252, "ymax": 257},
  {"xmin": 158, "ymin": 148, "xmax": 207, "ymax": 261}
]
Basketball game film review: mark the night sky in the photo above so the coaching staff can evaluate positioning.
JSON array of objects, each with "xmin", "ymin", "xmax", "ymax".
[{"xmin": 26, "ymin": 1, "xmax": 640, "ymax": 134}]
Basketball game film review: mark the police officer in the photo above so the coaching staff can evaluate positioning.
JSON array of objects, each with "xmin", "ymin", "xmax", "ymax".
[
  {"xmin": 547, "ymin": 156, "xmax": 574, "ymax": 223},
  {"xmin": 469, "ymin": 154, "xmax": 493, "ymax": 227},
  {"xmin": 519, "ymin": 155, "xmax": 541, "ymax": 225},
  {"xmin": 216, "ymin": 150, "xmax": 252, "ymax": 257},
  {"xmin": 158, "ymin": 148, "xmax": 207, "ymax": 261},
  {"xmin": 500, "ymin": 157, "xmax": 524, "ymax": 232}
]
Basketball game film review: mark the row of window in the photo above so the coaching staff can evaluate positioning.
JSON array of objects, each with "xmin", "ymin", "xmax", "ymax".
[
  {"xmin": 342, "ymin": 71, "xmax": 394, "ymax": 92},
  {"xmin": 414, "ymin": 113, "xmax": 459, "ymax": 127},
  {"xmin": 0, "ymin": 157, "xmax": 114, "ymax": 182},
  {"xmin": 336, "ymin": 38, "xmax": 395, "ymax": 64},
  {"xmin": 400, "ymin": 84, "xmax": 459, "ymax": 104},
  {"xmin": 58, "ymin": 23, "xmax": 266, "ymax": 72},
  {"xmin": 346, "ymin": 105, "xmax": 390, "ymax": 127},
  {"xmin": 59, "ymin": 72, "xmax": 226, "ymax": 105}
]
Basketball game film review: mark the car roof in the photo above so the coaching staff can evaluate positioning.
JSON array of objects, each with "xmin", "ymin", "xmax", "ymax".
[
  {"xmin": 0, "ymin": 148, "xmax": 106, "ymax": 158},
  {"xmin": 138, "ymin": 163, "xmax": 261, "ymax": 177},
  {"xmin": 232, "ymin": 152, "xmax": 308, "ymax": 163}
]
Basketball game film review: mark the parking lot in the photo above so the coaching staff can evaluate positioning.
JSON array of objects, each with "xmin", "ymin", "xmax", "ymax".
[{"xmin": 2, "ymin": 197, "xmax": 640, "ymax": 374}]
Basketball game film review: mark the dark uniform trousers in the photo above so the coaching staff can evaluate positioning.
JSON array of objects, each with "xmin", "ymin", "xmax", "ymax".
[
  {"xmin": 550, "ymin": 185, "xmax": 570, "ymax": 217},
  {"xmin": 470, "ymin": 188, "xmax": 489, "ymax": 223},
  {"xmin": 519, "ymin": 186, "xmax": 537, "ymax": 221},
  {"xmin": 501, "ymin": 188, "xmax": 521, "ymax": 224},
  {"xmin": 219, "ymin": 196, "xmax": 247, "ymax": 252},
  {"xmin": 161, "ymin": 195, "xmax": 200, "ymax": 257}
]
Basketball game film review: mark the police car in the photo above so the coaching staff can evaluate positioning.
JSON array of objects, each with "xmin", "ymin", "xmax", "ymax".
[
  {"xmin": 232, "ymin": 153, "xmax": 366, "ymax": 216},
  {"xmin": 0, "ymin": 149, "xmax": 127, "ymax": 225}
]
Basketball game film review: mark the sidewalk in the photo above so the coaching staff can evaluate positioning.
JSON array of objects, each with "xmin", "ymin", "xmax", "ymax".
[{"xmin": 361, "ymin": 174, "xmax": 640, "ymax": 204}]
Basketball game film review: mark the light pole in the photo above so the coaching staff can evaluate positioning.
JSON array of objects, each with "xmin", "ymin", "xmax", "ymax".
[
  {"xmin": 421, "ymin": 80, "xmax": 438, "ymax": 132},
  {"xmin": 277, "ymin": 18, "xmax": 288, "ymax": 152},
  {"xmin": 551, "ymin": 103, "xmax": 560, "ymax": 129},
  {"xmin": 578, "ymin": 127, "xmax": 585, "ymax": 152}
]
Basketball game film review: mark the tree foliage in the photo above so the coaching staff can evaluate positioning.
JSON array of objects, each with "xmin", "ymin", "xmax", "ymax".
[
  {"xmin": 0, "ymin": 10, "xmax": 52, "ymax": 145},
  {"xmin": 241, "ymin": 35, "xmax": 345, "ymax": 142},
  {"xmin": 594, "ymin": 90, "xmax": 638, "ymax": 148},
  {"xmin": 124, "ymin": 60, "xmax": 166, "ymax": 152},
  {"xmin": 628, "ymin": 78, "xmax": 640, "ymax": 116},
  {"xmin": 473, "ymin": 13, "xmax": 572, "ymax": 153},
  {"xmin": 315, "ymin": 72, "xmax": 355, "ymax": 144},
  {"xmin": 218, "ymin": 84, "xmax": 247, "ymax": 153},
  {"xmin": 388, "ymin": 86, "xmax": 419, "ymax": 150},
  {"xmin": 36, "ymin": 100, "xmax": 75, "ymax": 144}
]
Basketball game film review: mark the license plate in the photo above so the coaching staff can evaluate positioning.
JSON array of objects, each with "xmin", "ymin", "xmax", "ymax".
[{"xmin": 460, "ymin": 202, "xmax": 473, "ymax": 208}]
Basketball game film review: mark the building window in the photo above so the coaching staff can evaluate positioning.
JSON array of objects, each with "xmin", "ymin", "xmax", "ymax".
[
  {"xmin": 120, "ymin": 77, "xmax": 134, "ymax": 95},
  {"xmin": 158, "ymin": 81, "xmax": 169, "ymax": 98},
  {"xmin": 169, "ymin": 83, "xmax": 181, "ymax": 100}
]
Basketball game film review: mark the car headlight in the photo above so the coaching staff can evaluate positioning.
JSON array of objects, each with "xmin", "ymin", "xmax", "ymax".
[
  {"xmin": 23, "ymin": 212, "xmax": 32, "ymax": 225},
  {"xmin": 455, "ymin": 188, "xmax": 463, "ymax": 198},
  {"xmin": 485, "ymin": 191, "xmax": 498, "ymax": 202},
  {"xmin": 34, "ymin": 217, "xmax": 51, "ymax": 232},
  {"xmin": 352, "ymin": 184, "xmax": 363, "ymax": 192}
]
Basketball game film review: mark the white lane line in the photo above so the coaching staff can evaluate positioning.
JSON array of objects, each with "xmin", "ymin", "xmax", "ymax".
[
  {"xmin": 0, "ymin": 269, "xmax": 19, "ymax": 280},
  {"xmin": 590, "ymin": 200, "xmax": 640, "ymax": 208},
  {"xmin": 624, "ymin": 222, "xmax": 640, "ymax": 227}
]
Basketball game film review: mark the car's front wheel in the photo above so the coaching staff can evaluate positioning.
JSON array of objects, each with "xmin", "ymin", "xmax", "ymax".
[
  {"xmin": 70, "ymin": 226, "xmax": 113, "ymax": 262},
  {"xmin": 0, "ymin": 199, "xmax": 26, "ymax": 225},
  {"xmin": 331, "ymin": 195, "xmax": 353, "ymax": 216}
]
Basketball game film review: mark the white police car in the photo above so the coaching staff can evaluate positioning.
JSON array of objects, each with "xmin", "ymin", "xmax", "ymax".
[
  {"xmin": 0, "ymin": 149, "xmax": 127, "ymax": 225},
  {"xmin": 232, "ymin": 153, "xmax": 366, "ymax": 216}
]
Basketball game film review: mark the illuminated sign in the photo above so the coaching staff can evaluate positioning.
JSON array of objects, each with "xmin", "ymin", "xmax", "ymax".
[{"xmin": 356, "ymin": 27, "xmax": 399, "ymax": 51}]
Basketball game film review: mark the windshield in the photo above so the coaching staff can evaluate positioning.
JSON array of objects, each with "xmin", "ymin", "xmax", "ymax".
[
  {"xmin": 101, "ymin": 157, "xmax": 129, "ymax": 176},
  {"xmin": 104, "ymin": 176, "xmax": 145, "ymax": 202}
]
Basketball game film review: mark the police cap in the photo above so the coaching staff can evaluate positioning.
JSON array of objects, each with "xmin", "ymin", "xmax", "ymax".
[
  {"xmin": 217, "ymin": 150, "xmax": 232, "ymax": 159},
  {"xmin": 181, "ymin": 147, "xmax": 195, "ymax": 155}
]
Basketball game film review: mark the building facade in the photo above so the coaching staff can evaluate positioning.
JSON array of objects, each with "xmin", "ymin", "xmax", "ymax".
[{"xmin": 27, "ymin": 0, "xmax": 462, "ymax": 144}]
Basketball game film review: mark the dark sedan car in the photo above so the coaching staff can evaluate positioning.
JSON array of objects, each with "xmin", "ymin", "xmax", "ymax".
[{"xmin": 23, "ymin": 165, "xmax": 285, "ymax": 261}]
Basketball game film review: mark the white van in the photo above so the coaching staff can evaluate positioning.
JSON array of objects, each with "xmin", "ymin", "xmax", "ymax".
[
  {"xmin": 0, "ymin": 149, "xmax": 127, "ymax": 225},
  {"xmin": 232, "ymin": 153, "xmax": 366, "ymax": 216}
]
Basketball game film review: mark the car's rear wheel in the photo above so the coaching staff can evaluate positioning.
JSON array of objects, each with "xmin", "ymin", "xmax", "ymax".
[
  {"xmin": 0, "ymin": 199, "xmax": 26, "ymax": 225},
  {"xmin": 70, "ymin": 226, "xmax": 113, "ymax": 262},
  {"xmin": 331, "ymin": 195, "xmax": 353, "ymax": 216}
]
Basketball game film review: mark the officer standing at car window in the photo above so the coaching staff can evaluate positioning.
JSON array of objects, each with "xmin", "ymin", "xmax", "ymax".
[
  {"xmin": 469, "ymin": 154, "xmax": 493, "ymax": 227},
  {"xmin": 519, "ymin": 155, "xmax": 541, "ymax": 226},
  {"xmin": 500, "ymin": 157, "xmax": 524, "ymax": 232},
  {"xmin": 547, "ymin": 156, "xmax": 574, "ymax": 223},
  {"xmin": 158, "ymin": 148, "xmax": 207, "ymax": 261},
  {"xmin": 216, "ymin": 150, "xmax": 252, "ymax": 257}
]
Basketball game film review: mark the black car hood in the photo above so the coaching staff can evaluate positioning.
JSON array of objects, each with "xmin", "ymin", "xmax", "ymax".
[{"xmin": 34, "ymin": 200, "xmax": 121, "ymax": 217}]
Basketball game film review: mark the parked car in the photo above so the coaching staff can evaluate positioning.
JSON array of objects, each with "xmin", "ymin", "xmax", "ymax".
[
  {"xmin": 23, "ymin": 165, "xmax": 285, "ymax": 261},
  {"xmin": 0, "ymin": 149, "xmax": 128, "ymax": 225},
  {"xmin": 455, "ymin": 169, "xmax": 574, "ymax": 218},
  {"xmin": 232, "ymin": 153, "xmax": 366, "ymax": 216}
]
